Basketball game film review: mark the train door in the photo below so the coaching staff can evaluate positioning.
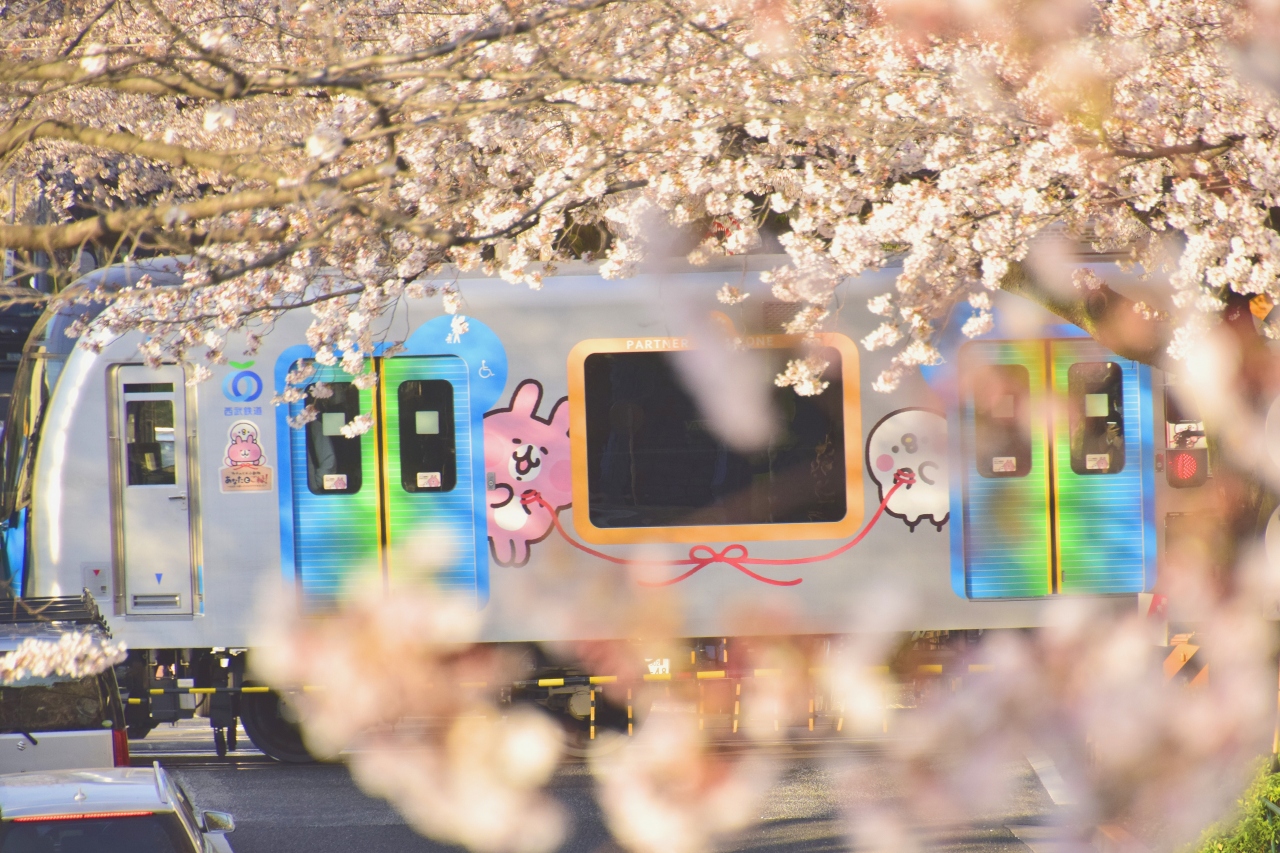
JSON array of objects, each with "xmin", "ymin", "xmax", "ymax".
[
  {"xmin": 287, "ymin": 363, "xmax": 381, "ymax": 607},
  {"xmin": 1046, "ymin": 339, "xmax": 1154, "ymax": 594},
  {"xmin": 958, "ymin": 341, "xmax": 1054, "ymax": 598},
  {"xmin": 287, "ymin": 356, "xmax": 476, "ymax": 606},
  {"xmin": 379, "ymin": 357, "xmax": 477, "ymax": 590},
  {"xmin": 958, "ymin": 339, "xmax": 1155, "ymax": 599},
  {"xmin": 112, "ymin": 365, "xmax": 195, "ymax": 614}
]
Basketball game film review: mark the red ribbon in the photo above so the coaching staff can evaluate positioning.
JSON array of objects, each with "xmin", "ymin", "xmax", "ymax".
[{"xmin": 520, "ymin": 466, "xmax": 914, "ymax": 587}]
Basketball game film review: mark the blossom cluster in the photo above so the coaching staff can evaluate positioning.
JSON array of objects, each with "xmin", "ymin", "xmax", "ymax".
[
  {"xmin": 3, "ymin": 0, "xmax": 1277, "ymax": 396},
  {"xmin": 0, "ymin": 631, "xmax": 128, "ymax": 684}
]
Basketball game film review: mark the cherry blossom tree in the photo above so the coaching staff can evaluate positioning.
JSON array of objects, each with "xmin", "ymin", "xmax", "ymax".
[
  {"xmin": 2, "ymin": 0, "xmax": 1275, "ymax": 388},
  {"xmin": 7, "ymin": 0, "xmax": 1280, "ymax": 850}
]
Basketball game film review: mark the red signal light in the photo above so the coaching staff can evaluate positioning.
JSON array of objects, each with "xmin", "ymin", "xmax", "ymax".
[
  {"xmin": 1166, "ymin": 449, "xmax": 1208, "ymax": 488},
  {"xmin": 1171, "ymin": 452, "xmax": 1197, "ymax": 479}
]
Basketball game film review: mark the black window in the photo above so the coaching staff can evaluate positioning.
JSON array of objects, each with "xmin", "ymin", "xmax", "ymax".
[
  {"xmin": 0, "ymin": 813, "xmax": 195, "ymax": 853},
  {"xmin": 398, "ymin": 380, "xmax": 456, "ymax": 492},
  {"xmin": 0, "ymin": 673, "xmax": 114, "ymax": 734},
  {"xmin": 125, "ymin": 400, "xmax": 176, "ymax": 486},
  {"xmin": 972, "ymin": 364, "xmax": 1032, "ymax": 478},
  {"xmin": 304, "ymin": 382, "xmax": 363, "ymax": 495},
  {"xmin": 1067, "ymin": 361, "xmax": 1124, "ymax": 474},
  {"xmin": 582, "ymin": 347, "xmax": 846, "ymax": 528}
]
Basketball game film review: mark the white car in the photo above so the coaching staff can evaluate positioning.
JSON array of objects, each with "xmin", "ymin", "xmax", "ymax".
[{"xmin": 0, "ymin": 764, "xmax": 235, "ymax": 852}]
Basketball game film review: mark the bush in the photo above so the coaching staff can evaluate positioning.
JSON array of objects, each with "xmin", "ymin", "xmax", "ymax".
[{"xmin": 1194, "ymin": 760, "xmax": 1280, "ymax": 853}]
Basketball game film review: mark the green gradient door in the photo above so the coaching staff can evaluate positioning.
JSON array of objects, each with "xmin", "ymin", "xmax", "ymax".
[
  {"xmin": 958, "ymin": 341, "xmax": 1054, "ymax": 598},
  {"xmin": 288, "ymin": 364, "xmax": 381, "ymax": 608},
  {"xmin": 1048, "ymin": 340, "xmax": 1154, "ymax": 594},
  {"xmin": 379, "ymin": 356, "xmax": 478, "ymax": 592}
]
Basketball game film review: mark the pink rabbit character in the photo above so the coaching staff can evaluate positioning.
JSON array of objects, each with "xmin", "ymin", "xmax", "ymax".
[
  {"xmin": 225, "ymin": 421, "xmax": 265, "ymax": 468},
  {"xmin": 484, "ymin": 380, "xmax": 572, "ymax": 567}
]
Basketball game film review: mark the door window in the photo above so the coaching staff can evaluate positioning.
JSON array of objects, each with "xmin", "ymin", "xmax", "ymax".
[
  {"xmin": 397, "ymin": 379, "xmax": 456, "ymax": 492},
  {"xmin": 304, "ymin": 382, "xmax": 363, "ymax": 495},
  {"xmin": 1067, "ymin": 361, "xmax": 1124, "ymax": 474},
  {"xmin": 971, "ymin": 364, "xmax": 1032, "ymax": 478},
  {"xmin": 125, "ymin": 400, "xmax": 176, "ymax": 485}
]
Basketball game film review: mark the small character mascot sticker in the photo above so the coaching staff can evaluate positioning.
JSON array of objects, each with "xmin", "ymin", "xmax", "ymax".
[{"xmin": 221, "ymin": 420, "xmax": 273, "ymax": 492}]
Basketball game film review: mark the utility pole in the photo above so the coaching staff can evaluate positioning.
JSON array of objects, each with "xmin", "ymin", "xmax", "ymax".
[{"xmin": 32, "ymin": 187, "xmax": 50, "ymax": 293}]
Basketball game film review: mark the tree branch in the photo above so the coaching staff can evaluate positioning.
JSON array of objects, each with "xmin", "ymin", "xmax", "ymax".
[
  {"xmin": 0, "ymin": 160, "xmax": 449, "ymax": 252},
  {"xmin": 998, "ymin": 261, "xmax": 1170, "ymax": 367},
  {"xmin": 0, "ymin": 120, "xmax": 285, "ymax": 184}
]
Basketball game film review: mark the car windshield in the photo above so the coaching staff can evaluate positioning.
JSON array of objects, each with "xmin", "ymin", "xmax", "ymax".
[
  {"xmin": 0, "ymin": 813, "xmax": 194, "ymax": 853},
  {"xmin": 0, "ymin": 674, "xmax": 113, "ymax": 734}
]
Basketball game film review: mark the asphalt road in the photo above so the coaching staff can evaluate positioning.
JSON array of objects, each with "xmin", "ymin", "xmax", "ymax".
[{"xmin": 137, "ymin": 721, "xmax": 1062, "ymax": 853}]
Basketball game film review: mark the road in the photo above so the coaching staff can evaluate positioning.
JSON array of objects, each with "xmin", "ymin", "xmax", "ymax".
[{"xmin": 134, "ymin": 721, "xmax": 1063, "ymax": 853}]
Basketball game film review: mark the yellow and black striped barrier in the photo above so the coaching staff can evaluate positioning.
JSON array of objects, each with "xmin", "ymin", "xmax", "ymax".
[{"xmin": 123, "ymin": 663, "xmax": 997, "ymax": 707}]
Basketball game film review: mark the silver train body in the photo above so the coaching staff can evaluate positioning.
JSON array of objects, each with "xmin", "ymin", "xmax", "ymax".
[{"xmin": 0, "ymin": 256, "xmax": 1206, "ymax": 756}]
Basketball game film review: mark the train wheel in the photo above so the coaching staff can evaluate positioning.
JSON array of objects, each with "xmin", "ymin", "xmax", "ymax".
[
  {"xmin": 239, "ymin": 689, "xmax": 314, "ymax": 764},
  {"xmin": 553, "ymin": 687, "xmax": 632, "ymax": 759}
]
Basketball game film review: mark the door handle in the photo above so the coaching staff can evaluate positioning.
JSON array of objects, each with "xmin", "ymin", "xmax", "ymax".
[{"xmin": 168, "ymin": 495, "xmax": 187, "ymax": 502}]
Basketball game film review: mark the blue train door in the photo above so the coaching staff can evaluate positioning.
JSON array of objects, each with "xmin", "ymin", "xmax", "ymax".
[
  {"xmin": 957, "ymin": 338, "xmax": 1155, "ymax": 599},
  {"xmin": 278, "ymin": 315, "xmax": 508, "ymax": 611}
]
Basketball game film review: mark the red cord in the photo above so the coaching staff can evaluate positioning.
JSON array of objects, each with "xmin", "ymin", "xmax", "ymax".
[{"xmin": 521, "ymin": 468, "xmax": 914, "ymax": 587}]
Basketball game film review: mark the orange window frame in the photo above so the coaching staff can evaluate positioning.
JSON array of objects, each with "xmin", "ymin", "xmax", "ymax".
[{"xmin": 566, "ymin": 333, "xmax": 864, "ymax": 545}]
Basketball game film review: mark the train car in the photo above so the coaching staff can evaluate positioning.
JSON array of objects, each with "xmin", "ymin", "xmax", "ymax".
[{"xmin": 0, "ymin": 255, "xmax": 1208, "ymax": 760}]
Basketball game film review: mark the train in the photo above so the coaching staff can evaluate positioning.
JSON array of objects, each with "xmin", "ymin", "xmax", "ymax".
[{"xmin": 0, "ymin": 254, "xmax": 1209, "ymax": 760}]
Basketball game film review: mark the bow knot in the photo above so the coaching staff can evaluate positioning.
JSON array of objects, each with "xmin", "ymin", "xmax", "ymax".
[{"xmin": 687, "ymin": 544, "xmax": 749, "ymax": 567}]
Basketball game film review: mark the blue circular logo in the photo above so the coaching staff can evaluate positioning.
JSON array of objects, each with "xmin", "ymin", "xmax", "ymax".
[{"xmin": 223, "ymin": 370, "xmax": 263, "ymax": 403}]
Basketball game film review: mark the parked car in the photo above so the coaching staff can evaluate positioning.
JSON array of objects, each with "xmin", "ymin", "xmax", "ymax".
[
  {"xmin": 0, "ymin": 764, "xmax": 235, "ymax": 852},
  {"xmin": 0, "ymin": 594, "xmax": 129, "ymax": 771}
]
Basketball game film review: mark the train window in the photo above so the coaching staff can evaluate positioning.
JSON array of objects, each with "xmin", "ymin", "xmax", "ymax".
[
  {"xmin": 581, "ymin": 347, "xmax": 846, "ymax": 528},
  {"xmin": 124, "ymin": 400, "xmax": 176, "ymax": 486},
  {"xmin": 972, "ymin": 364, "xmax": 1032, "ymax": 478},
  {"xmin": 1067, "ymin": 362, "xmax": 1124, "ymax": 474},
  {"xmin": 398, "ymin": 380, "xmax": 456, "ymax": 492},
  {"xmin": 304, "ymin": 382, "xmax": 363, "ymax": 495}
]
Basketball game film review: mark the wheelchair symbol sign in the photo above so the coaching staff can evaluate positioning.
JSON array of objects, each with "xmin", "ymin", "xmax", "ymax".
[{"xmin": 478, "ymin": 360, "xmax": 495, "ymax": 379}]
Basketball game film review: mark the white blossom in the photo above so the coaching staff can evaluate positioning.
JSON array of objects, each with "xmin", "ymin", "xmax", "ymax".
[
  {"xmin": 79, "ymin": 43, "xmax": 107, "ymax": 76},
  {"xmin": 0, "ymin": 632, "xmax": 127, "ymax": 684},
  {"xmin": 306, "ymin": 127, "xmax": 345, "ymax": 163},
  {"xmin": 774, "ymin": 356, "xmax": 830, "ymax": 396},
  {"xmin": 203, "ymin": 105, "xmax": 237, "ymax": 133},
  {"xmin": 716, "ymin": 285, "xmax": 750, "ymax": 305}
]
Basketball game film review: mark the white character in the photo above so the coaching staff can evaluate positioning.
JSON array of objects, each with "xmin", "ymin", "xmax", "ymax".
[{"xmin": 865, "ymin": 408, "xmax": 949, "ymax": 532}]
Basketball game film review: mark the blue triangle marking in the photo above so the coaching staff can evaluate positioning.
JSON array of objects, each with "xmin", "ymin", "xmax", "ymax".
[{"xmin": 155, "ymin": 573, "xmax": 163, "ymax": 584}]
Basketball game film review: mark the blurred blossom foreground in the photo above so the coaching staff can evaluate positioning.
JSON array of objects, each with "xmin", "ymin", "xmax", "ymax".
[{"xmin": 249, "ymin": 580, "xmax": 1278, "ymax": 853}]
